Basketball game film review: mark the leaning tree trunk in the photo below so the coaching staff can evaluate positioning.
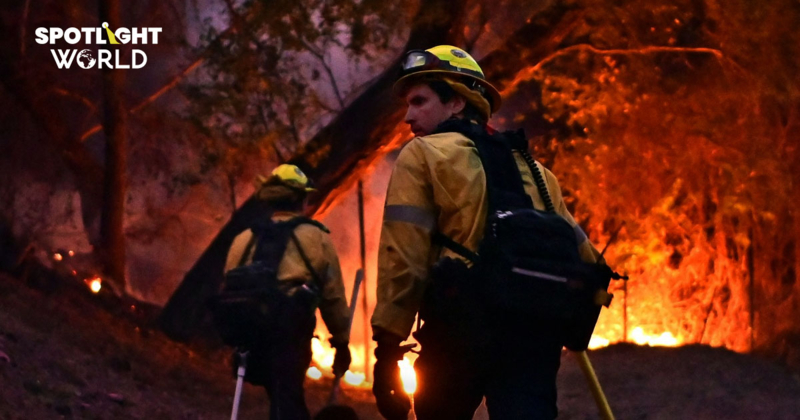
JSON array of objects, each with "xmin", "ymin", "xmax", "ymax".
[
  {"xmin": 158, "ymin": 0, "xmax": 580, "ymax": 340},
  {"xmin": 157, "ymin": 0, "xmax": 465, "ymax": 339},
  {"xmin": 98, "ymin": 0, "xmax": 128, "ymax": 296}
]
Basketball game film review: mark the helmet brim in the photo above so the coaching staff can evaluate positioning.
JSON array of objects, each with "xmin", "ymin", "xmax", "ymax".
[{"xmin": 393, "ymin": 69, "xmax": 502, "ymax": 114}]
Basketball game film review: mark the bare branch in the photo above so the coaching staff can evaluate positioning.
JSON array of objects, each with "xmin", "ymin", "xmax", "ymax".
[
  {"xmin": 80, "ymin": 59, "xmax": 204, "ymax": 141},
  {"xmin": 501, "ymin": 44, "xmax": 726, "ymax": 97},
  {"xmin": 299, "ymin": 37, "xmax": 346, "ymax": 110},
  {"xmin": 286, "ymin": 106, "xmax": 302, "ymax": 147},
  {"xmin": 464, "ymin": 3, "xmax": 489, "ymax": 52},
  {"xmin": 51, "ymin": 88, "xmax": 97, "ymax": 112},
  {"xmin": 79, "ymin": 0, "xmax": 264, "ymax": 143}
]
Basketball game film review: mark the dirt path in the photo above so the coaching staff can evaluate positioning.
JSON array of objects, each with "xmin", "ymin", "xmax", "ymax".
[{"xmin": 1, "ymin": 273, "xmax": 798, "ymax": 419}]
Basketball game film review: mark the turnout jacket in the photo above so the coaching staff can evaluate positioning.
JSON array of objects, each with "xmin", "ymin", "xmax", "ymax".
[
  {"xmin": 225, "ymin": 211, "xmax": 351, "ymax": 344},
  {"xmin": 371, "ymin": 130, "xmax": 602, "ymax": 340}
]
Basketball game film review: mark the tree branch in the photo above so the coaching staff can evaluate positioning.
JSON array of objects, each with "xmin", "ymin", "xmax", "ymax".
[
  {"xmin": 78, "ymin": 0, "xmax": 265, "ymax": 143},
  {"xmin": 299, "ymin": 37, "xmax": 346, "ymax": 110},
  {"xmin": 51, "ymin": 88, "xmax": 97, "ymax": 112},
  {"xmin": 500, "ymin": 44, "xmax": 725, "ymax": 97},
  {"xmin": 464, "ymin": 3, "xmax": 489, "ymax": 52},
  {"xmin": 80, "ymin": 59, "xmax": 205, "ymax": 141}
]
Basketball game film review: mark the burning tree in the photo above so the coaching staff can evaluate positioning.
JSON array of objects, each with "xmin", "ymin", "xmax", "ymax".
[
  {"xmin": 0, "ymin": 0, "xmax": 798, "ymax": 382},
  {"xmin": 496, "ymin": 0, "xmax": 800, "ymax": 362},
  {"xmin": 163, "ymin": 0, "xmax": 800, "ymax": 380}
]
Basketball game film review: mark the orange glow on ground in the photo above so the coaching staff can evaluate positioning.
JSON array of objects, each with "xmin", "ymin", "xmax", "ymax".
[
  {"xmin": 309, "ymin": 336, "xmax": 371, "ymax": 388},
  {"xmin": 306, "ymin": 367, "xmax": 322, "ymax": 380}
]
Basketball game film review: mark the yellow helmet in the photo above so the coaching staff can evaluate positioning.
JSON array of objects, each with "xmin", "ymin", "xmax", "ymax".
[
  {"xmin": 394, "ymin": 45, "xmax": 502, "ymax": 113},
  {"xmin": 261, "ymin": 164, "xmax": 316, "ymax": 192}
]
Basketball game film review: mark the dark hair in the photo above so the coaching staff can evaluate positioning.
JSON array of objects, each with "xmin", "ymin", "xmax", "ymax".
[
  {"xmin": 269, "ymin": 198, "xmax": 305, "ymax": 212},
  {"xmin": 426, "ymin": 79, "xmax": 488, "ymax": 124},
  {"xmin": 255, "ymin": 184, "xmax": 306, "ymax": 211}
]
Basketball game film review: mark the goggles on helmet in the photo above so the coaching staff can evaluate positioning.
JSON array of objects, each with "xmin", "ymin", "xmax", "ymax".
[
  {"xmin": 400, "ymin": 50, "xmax": 485, "ymax": 80},
  {"xmin": 400, "ymin": 50, "xmax": 490, "ymax": 100}
]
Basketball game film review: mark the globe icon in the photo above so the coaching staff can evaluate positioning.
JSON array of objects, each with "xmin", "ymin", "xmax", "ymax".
[{"xmin": 77, "ymin": 49, "xmax": 96, "ymax": 69}]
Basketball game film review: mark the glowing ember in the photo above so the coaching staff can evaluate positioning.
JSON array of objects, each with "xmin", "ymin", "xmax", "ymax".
[
  {"xmin": 630, "ymin": 327, "xmax": 679, "ymax": 347},
  {"xmin": 343, "ymin": 370, "xmax": 365, "ymax": 386},
  {"xmin": 84, "ymin": 276, "xmax": 102, "ymax": 293},
  {"xmin": 306, "ymin": 367, "xmax": 323, "ymax": 380},
  {"xmin": 53, "ymin": 253, "xmax": 63, "ymax": 261},
  {"xmin": 398, "ymin": 357, "xmax": 417, "ymax": 395}
]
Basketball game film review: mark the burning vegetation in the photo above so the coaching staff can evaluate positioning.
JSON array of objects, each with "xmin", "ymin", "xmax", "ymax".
[{"xmin": 2, "ymin": 1, "xmax": 799, "ymax": 411}]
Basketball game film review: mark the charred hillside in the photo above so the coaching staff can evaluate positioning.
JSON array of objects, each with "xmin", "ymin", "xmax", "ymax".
[{"xmin": 2, "ymin": 271, "xmax": 799, "ymax": 420}]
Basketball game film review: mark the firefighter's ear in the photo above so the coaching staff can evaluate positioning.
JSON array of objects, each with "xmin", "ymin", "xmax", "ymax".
[{"xmin": 449, "ymin": 94, "xmax": 466, "ymax": 117}]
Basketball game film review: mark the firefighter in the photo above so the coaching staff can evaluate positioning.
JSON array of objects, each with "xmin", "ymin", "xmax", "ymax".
[
  {"xmin": 224, "ymin": 164, "xmax": 352, "ymax": 420},
  {"xmin": 370, "ymin": 46, "xmax": 603, "ymax": 420}
]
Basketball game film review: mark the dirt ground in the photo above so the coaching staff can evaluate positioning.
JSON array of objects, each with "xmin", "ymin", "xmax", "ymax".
[{"xmin": 1, "ymin": 272, "xmax": 799, "ymax": 419}]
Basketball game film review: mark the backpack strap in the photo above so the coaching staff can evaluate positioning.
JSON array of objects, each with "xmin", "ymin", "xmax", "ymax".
[
  {"xmin": 517, "ymin": 148, "xmax": 556, "ymax": 213},
  {"xmin": 236, "ymin": 235, "xmax": 258, "ymax": 267},
  {"xmin": 429, "ymin": 119, "xmax": 540, "ymax": 258},
  {"xmin": 281, "ymin": 216, "xmax": 331, "ymax": 287},
  {"xmin": 248, "ymin": 216, "xmax": 329, "ymax": 285},
  {"xmin": 433, "ymin": 119, "xmax": 534, "ymax": 213},
  {"xmin": 289, "ymin": 230, "xmax": 324, "ymax": 286}
]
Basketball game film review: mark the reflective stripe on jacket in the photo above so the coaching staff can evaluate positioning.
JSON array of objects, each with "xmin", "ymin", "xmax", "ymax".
[{"xmin": 371, "ymin": 132, "xmax": 602, "ymax": 340}]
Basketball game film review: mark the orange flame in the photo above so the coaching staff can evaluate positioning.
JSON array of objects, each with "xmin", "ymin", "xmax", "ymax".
[
  {"xmin": 398, "ymin": 357, "xmax": 417, "ymax": 394},
  {"xmin": 308, "ymin": 336, "xmax": 370, "ymax": 387},
  {"xmin": 588, "ymin": 327, "xmax": 681, "ymax": 350},
  {"xmin": 343, "ymin": 370, "xmax": 366, "ymax": 386},
  {"xmin": 630, "ymin": 327, "xmax": 679, "ymax": 347}
]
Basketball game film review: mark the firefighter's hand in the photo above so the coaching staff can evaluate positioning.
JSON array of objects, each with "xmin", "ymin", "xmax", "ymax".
[
  {"xmin": 372, "ymin": 337, "xmax": 413, "ymax": 420},
  {"xmin": 332, "ymin": 341, "xmax": 352, "ymax": 377}
]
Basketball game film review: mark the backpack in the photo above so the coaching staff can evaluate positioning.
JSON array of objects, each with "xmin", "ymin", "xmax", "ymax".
[
  {"xmin": 430, "ymin": 119, "xmax": 623, "ymax": 351},
  {"xmin": 210, "ymin": 216, "xmax": 326, "ymax": 351}
]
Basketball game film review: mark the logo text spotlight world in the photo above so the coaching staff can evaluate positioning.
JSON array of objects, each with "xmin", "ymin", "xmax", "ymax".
[{"xmin": 36, "ymin": 22, "xmax": 162, "ymax": 70}]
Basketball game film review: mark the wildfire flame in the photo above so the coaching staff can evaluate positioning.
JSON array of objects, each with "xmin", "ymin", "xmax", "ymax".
[
  {"xmin": 588, "ymin": 327, "xmax": 680, "ymax": 350},
  {"xmin": 307, "ymin": 337, "xmax": 370, "ymax": 387},
  {"xmin": 84, "ymin": 276, "xmax": 102, "ymax": 293},
  {"xmin": 630, "ymin": 327, "xmax": 679, "ymax": 347},
  {"xmin": 344, "ymin": 370, "xmax": 366, "ymax": 386},
  {"xmin": 588, "ymin": 335, "xmax": 611, "ymax": 349},
  {"xmin": 398, "ymin": 356, "xmax": 417, "ymax": 395}
]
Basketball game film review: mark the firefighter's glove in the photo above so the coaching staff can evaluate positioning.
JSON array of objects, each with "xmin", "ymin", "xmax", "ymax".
[
  {"xmin": 372, "ymin": 336, "xmax": 414, "ymax": 420},
  {"xmin": 331, "ymin": 341, "xmax": 352, "ymax": 377}
]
